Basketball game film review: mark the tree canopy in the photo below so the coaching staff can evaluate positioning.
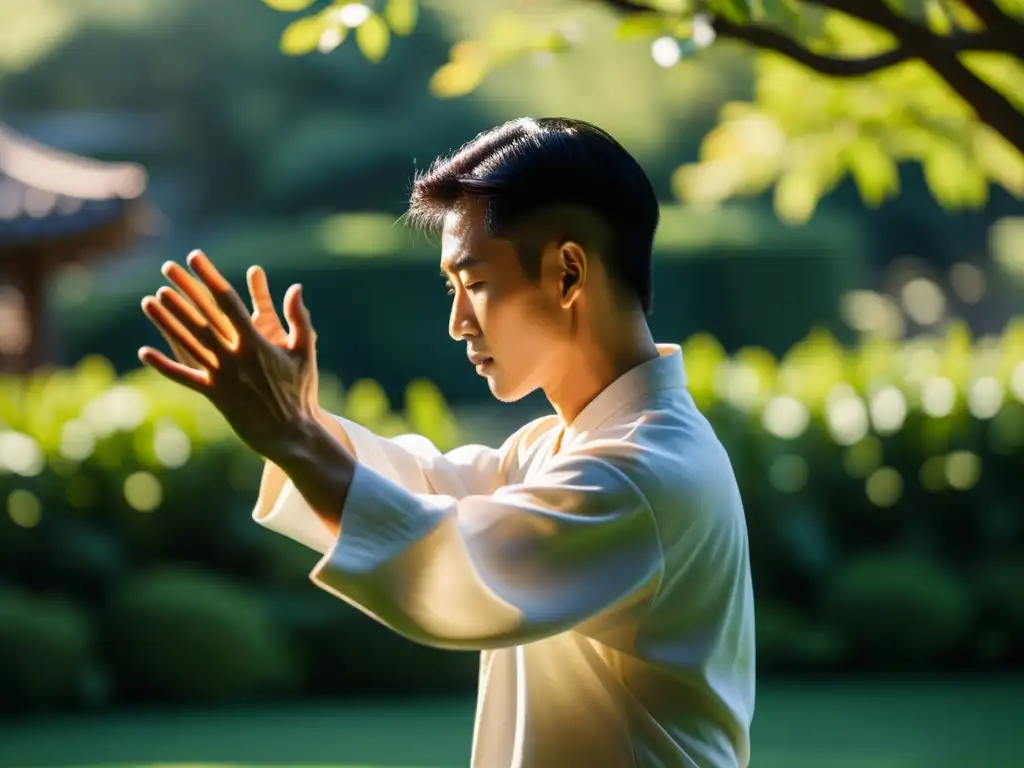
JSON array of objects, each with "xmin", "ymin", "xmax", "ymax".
[{"xmin": 262, "ymin": 0, "xmax": 1024, "ymax": 223}]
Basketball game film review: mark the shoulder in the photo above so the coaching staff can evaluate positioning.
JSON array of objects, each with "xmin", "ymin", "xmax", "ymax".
[{"xmin": 569, "ymin": 392, "xmax": 743, "ymax": 529}]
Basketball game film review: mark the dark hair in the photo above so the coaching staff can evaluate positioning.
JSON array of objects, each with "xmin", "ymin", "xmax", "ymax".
[{"xmin": 408, "ymin": 117, "xmax": 659, "ymax": 314}]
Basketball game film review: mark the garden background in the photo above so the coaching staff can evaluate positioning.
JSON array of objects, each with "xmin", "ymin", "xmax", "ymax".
[{"xmin": 0, "ymin": 1, "xmax": 1022, "ymax": 766}]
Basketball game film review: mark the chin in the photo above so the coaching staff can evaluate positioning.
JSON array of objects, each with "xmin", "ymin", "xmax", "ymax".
[{"xmin": 486, "ymin": 374, "xmax": 536, "ymax": 403}]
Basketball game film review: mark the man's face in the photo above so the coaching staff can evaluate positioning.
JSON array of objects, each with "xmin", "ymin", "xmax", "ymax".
[{"xmin": 441, "ymin": 201, "xmax": 567, "ymax": 402}]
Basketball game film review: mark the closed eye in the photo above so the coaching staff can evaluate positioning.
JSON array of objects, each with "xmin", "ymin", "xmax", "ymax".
[{"xmin": 446, "ymin": 281, "xmax": 485, "ymax": 295}]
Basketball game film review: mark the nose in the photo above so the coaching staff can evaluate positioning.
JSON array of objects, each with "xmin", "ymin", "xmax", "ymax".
[{"xmin": 448, "ymin": 285, "xmax": 479, "ymax": 341}]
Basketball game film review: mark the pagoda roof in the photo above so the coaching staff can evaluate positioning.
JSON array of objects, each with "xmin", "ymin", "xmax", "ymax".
[{"xmin": 0, "ymin": 122, "xmax": 148, "ymax": 245}]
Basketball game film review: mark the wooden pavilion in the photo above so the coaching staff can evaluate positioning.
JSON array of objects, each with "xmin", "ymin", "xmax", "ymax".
[{"xmin": 0, "ymin": 122, "xmax": 152, "ymax": 373}]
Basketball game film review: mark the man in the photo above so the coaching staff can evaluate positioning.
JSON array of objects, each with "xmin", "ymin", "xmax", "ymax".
[{"xmin": 139, "ymin": 117, "xmax": 755, "ymax": 768}]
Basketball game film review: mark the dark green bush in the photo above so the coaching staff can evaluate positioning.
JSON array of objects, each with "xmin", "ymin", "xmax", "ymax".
[
  {"xmin": 821, "ymin": 553, "xmax": 975, "ymax": 667},
  {"xmin": 99, "ymin": 567, "xmax": 298, "ymax": 702},
  {"xmin": 0, "ymin": 587, "xmax": 92, "ymax": 711},
  {"xmin": 973, "ymin": 560, "xmax": 1024, "ymax": 664},
  {"xmin": 260, "ymin": 587, "xmax": 478, "ymax": 697},
  {"xmin": 755, "ymin": 603, "xmax": 845, "ymax": 672}
]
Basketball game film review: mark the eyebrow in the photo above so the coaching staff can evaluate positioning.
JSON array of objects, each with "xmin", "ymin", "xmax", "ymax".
[{"xmin": 440, "ymin": 252, "xmax": 483, "ymax": 277}]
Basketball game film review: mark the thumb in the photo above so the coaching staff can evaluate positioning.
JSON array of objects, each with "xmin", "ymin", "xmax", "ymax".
[{"xmin": 284, "ymin": 283, "xmax": 315, "ymax": 352}]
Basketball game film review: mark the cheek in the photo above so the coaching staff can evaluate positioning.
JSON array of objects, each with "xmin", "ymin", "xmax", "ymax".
[{"xmin": 484, "ymin": 288, "xmax": 564, "ymax": 347}]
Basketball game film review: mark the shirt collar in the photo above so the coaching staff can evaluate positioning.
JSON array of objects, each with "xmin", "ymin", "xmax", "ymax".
[{"xmin": 563, "ymin": 343, "xmax": 686, "ymax": 444}]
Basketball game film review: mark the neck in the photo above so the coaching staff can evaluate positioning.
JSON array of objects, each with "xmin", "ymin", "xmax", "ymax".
[{"xmin": 543, "ymin": 310, "xmax": 659, "ymax": 427}]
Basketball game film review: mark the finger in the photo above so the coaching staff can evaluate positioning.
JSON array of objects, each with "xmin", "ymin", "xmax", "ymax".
[
  {"xmin": 138, "ymin": 346, "xmax": 209, "ymax": 392},
  {"xmin": 142, "ymin": 295, "xmax": 219, "ymax": 370},
  {"xmin": 155, "ymin": 287, "xmax": 222, "ymax": 368},
  {"xmin": 155, "ymin": 322, "xmax": 201, "ymax": 369},
  {"xmin": 283, "ymin": 283, "xmax": 315, "ymax": 353},
  {"xmin": 162, "ymin": 260, "xmax": 236, "ymax": 342},
  {"xmin": 246, "ymin": 265, "xmax": 277, "ymax": 317},
  {"xmin": 156, "ymin": 285, "xmax": 207, "ymax": 328},
  {"xmin": 187, "ymin": 250, "xmax": 257, "ymax": 339}
]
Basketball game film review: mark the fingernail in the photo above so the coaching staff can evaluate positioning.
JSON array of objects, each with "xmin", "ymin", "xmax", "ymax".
[{"xmin": 161, "ymin": 261, "xmax": 175, "ymax": 275}]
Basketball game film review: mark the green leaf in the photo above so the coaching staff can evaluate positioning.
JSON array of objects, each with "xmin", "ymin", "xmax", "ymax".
[
  {"xmin": 752, "ymin": 0, "xmax": 801, "ymax": 24},
  {"xmin": 774, "ymin": 141, "xmax": 844, "ymax": 224},
  {"xmin": 995, "ymin": 0, "xmax": 1024, "ymax": 19},
  {"xmin": 706, "ymin": 0, "xmax": 755, "ymax": 23},
  {"xmin": 774, "ymin": 166, "xmax": 823, "ymax": 224},
  {"xmin": 262, "ymin": 0, "xmax": 317, "ymax": 11},
  {"xmin": 279, "ymin": 14, "xmax": 332, "ymax": 56},
  {"xmin": 948, "ymin": 1, "xmax": 984, "ymax": 29},
  {"xmin": 430, "ymin": 59, "xmax": 487, "ymax": 98},
  {"xmin": 880, "ymin": 0, "xmax": 928, "ymax": 21},
  {"xmin": 974, "ymin": 126, "xmax": 1024, "ymax": 196},
  {"xmin": 384, "ymin": 0, "xmax": 418, "ymax": 36},
  {"xmin": 924, "ymin": 0, "xmax": 953, "ymax": 33},
  {"xmin": 922, "ymin": 148, "xmax": 989, "ymax": 208},
  {"xmin": 613, "ymin": 14, "xmax": 666, "ymax": 40},
  {"xmin": 845, "ymin": 137, "xmax": 900, "ymax": 207},
  {"xmin": 356, "ymin": 13, "xmax": 391, "ymax": 62}
]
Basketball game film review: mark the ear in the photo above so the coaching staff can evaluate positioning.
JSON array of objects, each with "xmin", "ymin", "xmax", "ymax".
[{"xmin": 558, "ymin": 241, "xmax": 587, "ymax": 309}]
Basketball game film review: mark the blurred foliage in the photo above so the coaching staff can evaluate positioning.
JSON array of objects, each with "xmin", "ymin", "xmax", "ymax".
[
  {"xmin": 973, "ymin": 559, "xmax": 1024, "ymax": 663},
  {"xmin": 0, "ymin": 0, "xmax": 744, "ymax": 221},
  {"xmin": 1, "ymin": 323, "xmax": 1023, "ymax": 709},
  {"xmin": 260, "ymin": 0, "xmax": 1024, "ymax": 223},
  {"xmin": 0, "ymin": 358, "xmax": 460, "ymax": 706},
  {"xmin": 5, "ymin": 0, "xmax": 1017, "ymax": 355},
  {"xmin": 98, "ymin": 566, "xmax": 299, "ymax": 701},
  {"xmin": 52, "ymin": 203, "xmax": 870, "ymax": 400},
  {"xmin": 0, "ymin": 587, "xmax": 92, "ymax": 712},
  {"xmin": 0, "ymin": 356, "xmax": 457, "ymax": 599},
  {"xmin": 822, "ymin": 553, "xmax": 975, "ymax": 667}
]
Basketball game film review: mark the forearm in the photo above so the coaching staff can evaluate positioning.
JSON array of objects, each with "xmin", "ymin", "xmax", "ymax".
[
  {"xmin": 316, "ymin": 406, "xmax": 355, "ymax": 454},
  {"xmin": 272, "ymin": 415, "xmax": 356, "ymax": 538},
  {"xmin": 310, "ymin": 455, "xmax": 664, "ymax": 650}
]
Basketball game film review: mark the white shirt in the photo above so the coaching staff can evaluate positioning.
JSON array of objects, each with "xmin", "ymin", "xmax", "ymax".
[{"xmin": 253, "ymin": 344, "xmax": 756, "ymax": 767}]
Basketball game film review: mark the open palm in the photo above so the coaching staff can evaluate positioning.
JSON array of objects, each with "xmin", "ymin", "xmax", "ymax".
[{"xmin": 155, "ymin": 264, "xmax": 290, "ymax": 367}]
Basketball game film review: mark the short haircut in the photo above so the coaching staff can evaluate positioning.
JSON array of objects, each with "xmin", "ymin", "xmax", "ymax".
[{"xmin": 408, "ymin": 117, "xmax": 659, "ymax": 314}]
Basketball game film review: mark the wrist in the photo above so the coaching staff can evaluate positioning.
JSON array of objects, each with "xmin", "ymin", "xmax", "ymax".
[
  {"xmin": 271, "ymin": 413, "xmax": 324, "ymax": 469},
  {"xmin": 273, "ymin": 415, "xmax": 355, "ymax": 528}
]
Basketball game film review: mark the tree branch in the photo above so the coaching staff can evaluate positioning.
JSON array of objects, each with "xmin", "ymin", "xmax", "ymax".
[
  {"xmin": 712, "ymin": 18, "xmax": 911, "ymax": 76},
  {"xmin": 804, "ymin": 0, "xmax": 1024, "ymax": 154},
  {"xmin": 595, "ymin": 0, "xmax": 1010, "ymax": 77},
  {"xmin": 592, "ymin": 0, "xmax": 1024, "ymax": 153},
  {"xmin": 959, "ymin": 0, "xmax": 1024, "ymax": 56}
]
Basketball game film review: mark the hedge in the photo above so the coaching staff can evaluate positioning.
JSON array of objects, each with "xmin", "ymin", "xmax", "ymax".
[{"xmin": 0, "ymin": 320, "xmax": 1022, "ymax": 710}]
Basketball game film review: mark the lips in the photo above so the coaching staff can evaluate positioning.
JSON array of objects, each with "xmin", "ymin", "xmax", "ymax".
[{"xmin": 468, "ymin": 351, "xmax": 493, "ymax": 366}]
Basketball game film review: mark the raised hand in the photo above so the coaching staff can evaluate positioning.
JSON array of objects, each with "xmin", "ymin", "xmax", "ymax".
[
  {"xmin": 139, "ymin": 250, "xmax": 320, "ymax": 463},
  {"xmin": 154, "ymin": 262, "xmax": 290, "ymax": 369}
]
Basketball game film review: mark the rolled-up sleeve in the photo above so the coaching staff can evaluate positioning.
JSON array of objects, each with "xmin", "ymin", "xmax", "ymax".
[
  {"xmin": 309, "ymin": 453, "xmax": 664, "ymax": 650},
  {"xmin": 252, "ymin": 413, "xmax": 509, "ymax": 554}
]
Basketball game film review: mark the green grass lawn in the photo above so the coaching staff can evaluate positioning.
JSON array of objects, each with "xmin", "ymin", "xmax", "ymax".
[{"xmin": 2, "ymin": 679, "xmax": 1021, "ymax": 768}]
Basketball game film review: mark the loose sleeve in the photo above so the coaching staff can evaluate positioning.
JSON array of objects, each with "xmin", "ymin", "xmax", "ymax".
[
  {"xmin": 252, "ymin": 412, "xmax": 511, "ymax": 554},
  {"xmin": 309, "ymin": 453, "xmax": 664, "ymax": 650}
]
